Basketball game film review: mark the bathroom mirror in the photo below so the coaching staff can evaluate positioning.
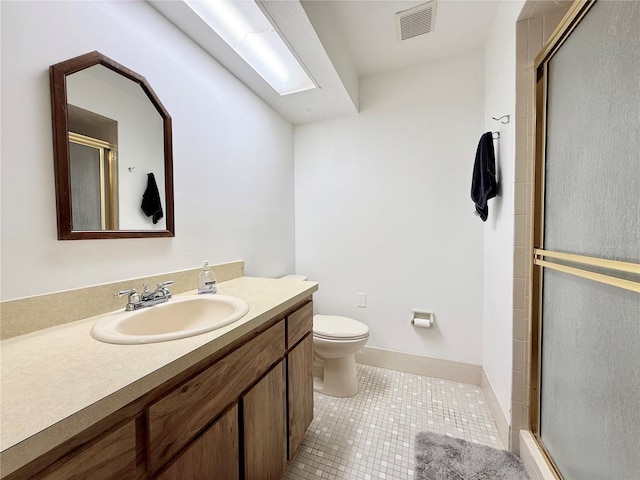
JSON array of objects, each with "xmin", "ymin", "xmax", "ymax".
[{"xmin": 50, "ymin": 51, "xmax": 174, "ymax": 239}]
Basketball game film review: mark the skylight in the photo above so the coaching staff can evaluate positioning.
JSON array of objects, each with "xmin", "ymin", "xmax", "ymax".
[{"xmin": 185, "ymin": 0, "xmax": 317, "ymax": 96}]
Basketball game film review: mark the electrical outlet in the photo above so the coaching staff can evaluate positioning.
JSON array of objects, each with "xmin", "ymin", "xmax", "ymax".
[{"xmin": 357, "ymin": 292, "xmax": 366, "ymax": 308}]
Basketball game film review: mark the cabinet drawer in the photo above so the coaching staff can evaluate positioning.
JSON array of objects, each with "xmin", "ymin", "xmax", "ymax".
[
  {"xmin": 39, "ymin": 420, "xmax": 136, "ymax": 480},
  {"xmin": 147, "ymin": 320, "xmax": 285, "ymax": 473},
  {"xmin": 287, "ymin": 302, "xmax": 312, "ymax": 349}
]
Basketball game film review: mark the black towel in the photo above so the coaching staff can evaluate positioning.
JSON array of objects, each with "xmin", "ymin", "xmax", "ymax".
[
  {"xmin": 141, "ymin": 172, "xmax": 163, "ymax": 224},
  {"xmin": 471, "ymin": 132, "xmax": 497, "ymax": 222}
]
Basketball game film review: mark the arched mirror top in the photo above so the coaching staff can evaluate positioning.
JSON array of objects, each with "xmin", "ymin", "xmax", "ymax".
[{"xmin": 50, "ymin": 51, "xmax": 174, "ymax": 240}]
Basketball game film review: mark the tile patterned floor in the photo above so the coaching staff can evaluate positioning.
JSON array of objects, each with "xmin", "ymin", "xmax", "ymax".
[{"xmin": 283, "ymin": 364, "xmax": 503, "ymax": 479}]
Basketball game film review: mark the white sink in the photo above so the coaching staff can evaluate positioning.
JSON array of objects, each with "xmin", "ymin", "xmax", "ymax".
[{"xmin": 91, "ymin": 294, "xmax": 250, "ymax": 344}]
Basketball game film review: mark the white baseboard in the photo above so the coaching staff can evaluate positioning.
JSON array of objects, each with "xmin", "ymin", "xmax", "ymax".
[
  {"xmin": 355, "ymin": 346, "xmax": 482, "ymax": 386},
  {"xmin": 519, "ymin": 430, "xmax": 558, "ymax": 480},
  {"xmin": 481, "ymin": 369, "xmax": 510, "ymax": 448}
]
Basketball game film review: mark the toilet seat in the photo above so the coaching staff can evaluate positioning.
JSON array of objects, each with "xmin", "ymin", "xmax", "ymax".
[{"xmin": 313, "ymin": 315, "xmax": 369, "ymax": 340}]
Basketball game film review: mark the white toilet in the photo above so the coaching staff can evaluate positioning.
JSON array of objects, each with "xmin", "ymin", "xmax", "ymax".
[
  {"xmin": 313, "ymin": 314, "xmax": 369, "ymax": 397},
  {"xmin": 280, "ymin": 275, "xmax": 369, "ymax": 398}
]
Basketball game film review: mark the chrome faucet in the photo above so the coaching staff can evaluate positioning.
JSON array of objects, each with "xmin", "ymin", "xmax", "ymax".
[
  {"xmin": 141, "ymin": 281, "xmax": 174, "ymax": 305},
  {"xmin": 115, "ymin": 281, "xmax": 174, "ymax": 311}
]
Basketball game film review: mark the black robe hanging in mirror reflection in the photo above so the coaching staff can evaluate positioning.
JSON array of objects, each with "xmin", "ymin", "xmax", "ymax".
[{"xmin": 141, "ymin": 172, "xmax": 163, "ymax": 224}]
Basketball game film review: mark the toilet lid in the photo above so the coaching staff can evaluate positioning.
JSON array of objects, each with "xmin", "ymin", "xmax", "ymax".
[
  {"xmin": 313, "ymin": 315, "xmax": 369, "ymax": 340},
  {"xmin": 280, "ymin": 274, "xmax": 308, "ymax": 281}
]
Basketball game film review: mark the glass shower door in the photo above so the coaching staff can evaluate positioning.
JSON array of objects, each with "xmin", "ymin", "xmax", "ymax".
[{"xmin": 531, "ymin": 1, "xmax": 640, "ymax": 478}]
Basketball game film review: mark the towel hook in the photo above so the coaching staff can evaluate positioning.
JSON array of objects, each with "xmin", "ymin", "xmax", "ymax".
[{"xmin": 492, "ymin": 115, "xmax": 510, "ymax": 124}]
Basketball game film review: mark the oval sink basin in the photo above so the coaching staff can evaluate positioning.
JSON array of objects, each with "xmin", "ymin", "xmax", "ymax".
[{"xmin": 91, "ymin": 294, "xmax": 250, "ymax": 344}]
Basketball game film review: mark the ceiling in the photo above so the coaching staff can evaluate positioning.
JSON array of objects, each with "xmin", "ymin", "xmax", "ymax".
[
  {"xmin": 327, "ymin": 0, "xmax": 500, "ymax": 77},
  {"xmin": 150, "ymin": 0, "xmax": 502, "ymax": 124}
]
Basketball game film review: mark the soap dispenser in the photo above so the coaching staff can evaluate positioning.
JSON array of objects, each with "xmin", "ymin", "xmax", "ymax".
[{"xmin": 198, "ymin": 261, "xmax": 217, "ymax": 294}]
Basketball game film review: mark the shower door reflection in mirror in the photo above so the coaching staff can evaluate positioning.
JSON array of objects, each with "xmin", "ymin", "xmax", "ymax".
[{"xmin": 69, "ymin": 133, "xmax": 118, "ymax": 230}]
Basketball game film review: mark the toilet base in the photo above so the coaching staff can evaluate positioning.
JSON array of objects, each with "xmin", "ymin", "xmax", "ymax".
[{"xmin": 313, "ymin": 354, "xmax": 359, "ymax": 397}]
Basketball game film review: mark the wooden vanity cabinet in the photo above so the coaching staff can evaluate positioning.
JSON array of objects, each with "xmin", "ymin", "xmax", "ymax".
[
  {"xmin": 150, "ymin": 300, "xmax": 314, "ymax": 479},
  {"xmin": 9, "ymin": 298, "xmax": 314, "ymax": 480},
  {"xmin": 146, "ymin": 320, "xmax": 285, "ymax": 473}
]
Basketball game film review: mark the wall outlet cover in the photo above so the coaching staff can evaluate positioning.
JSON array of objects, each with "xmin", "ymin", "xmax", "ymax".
[{"xmin": 357, "ymin": 292, "xmax": 366, "ymax": 308}]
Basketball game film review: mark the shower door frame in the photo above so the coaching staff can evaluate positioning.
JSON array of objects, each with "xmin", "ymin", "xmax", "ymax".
[{"xmin": 529, "ymin": 0, "xmax": 640, "ymax": 477}]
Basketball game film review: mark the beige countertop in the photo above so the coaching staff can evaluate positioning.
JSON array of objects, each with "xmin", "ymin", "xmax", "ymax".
[{"xmin": 0, "ymin": 276, "xmax": 318, "ymax": 477}]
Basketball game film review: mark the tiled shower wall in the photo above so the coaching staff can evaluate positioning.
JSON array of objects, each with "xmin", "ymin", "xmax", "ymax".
[{"xmin": 511, "ymin": 3, "xmax": 570, "ymax": 453}]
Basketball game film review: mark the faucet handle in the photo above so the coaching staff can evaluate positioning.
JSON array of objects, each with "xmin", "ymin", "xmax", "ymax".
[
  {"xmin": 115, "ymin": 288, "xmax": 138, "ymax": 298},
  {"xmin": 156, "ymin": 280, "xmax": 174, "ymax": 299},
  {"xmin": 115, "ymin": 288, "xmax": 141, "ymax": 310}
]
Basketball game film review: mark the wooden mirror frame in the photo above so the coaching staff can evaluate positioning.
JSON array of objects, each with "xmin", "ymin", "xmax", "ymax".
[{"xmin": 50, "ymin": 51, "xmax": 174, "ymax": 240}]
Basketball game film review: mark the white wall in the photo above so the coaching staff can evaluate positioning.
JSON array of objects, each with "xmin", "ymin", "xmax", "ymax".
[
  {"xmin": 0, "ymin": 1, "xmax": 295, "ymax": 300},
  {"xmin": 482, "ymin": 0, "xmax": 526, "ymax": 423},
  {"xmin": 294, "ymin": 51, "xmax": 485, "ymax": 365}
]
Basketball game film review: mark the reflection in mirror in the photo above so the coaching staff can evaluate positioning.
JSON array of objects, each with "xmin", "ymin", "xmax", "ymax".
[
  {"xmin": 67, "ymin": 65, "xmax": 165, "ymax": 231},
  {"xmin": 68, "ymin": 105, "xmax": 118, "ymax": 230},
  {"xmin": 50, "ymin": 51, "xmax": 174, "ymax": 239},
  {"xmin": 69, "ymin": 133, "xmax": 118, "ymax": 230}
]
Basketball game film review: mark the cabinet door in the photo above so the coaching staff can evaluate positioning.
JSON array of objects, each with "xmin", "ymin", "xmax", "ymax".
[
  {"xmin": 39, "ymin": 420, "xmax": 137, "ymax": 480},
  {"xmin": 287, "ymin": 334, "xmax": 313, "ymax": 460},
  {"xmin": 243, "ymin": 361, "xmax": 286, "ymax": 480},
  {"xmin": 156, "ymin": 405, "xmax": 239, "ymax": 480}
]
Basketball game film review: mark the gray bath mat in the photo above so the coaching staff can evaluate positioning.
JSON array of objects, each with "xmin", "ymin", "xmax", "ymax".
[{"xmin": 415, "ymin": 432, "xmax": 529, "ymax": 480}]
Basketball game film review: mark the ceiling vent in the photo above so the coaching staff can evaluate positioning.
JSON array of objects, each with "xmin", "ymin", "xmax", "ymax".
[{"xmin": 396, "ymin": 1, "xmax": 437, "ymax": 41}]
